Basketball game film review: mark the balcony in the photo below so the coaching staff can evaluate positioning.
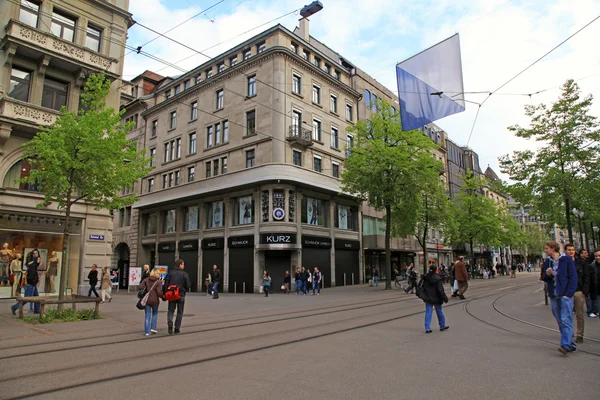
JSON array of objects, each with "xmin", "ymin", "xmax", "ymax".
[
  {"xmin": 287, "ymin": 125, "xmax": 313, "ymax": 147},
  {"xmin": 3, "ymin": 19, "xmax": 119, "ymax": 77},
  {"xmin": 0, "ymin": 97, "xmax": 60, "ymax": 127}
]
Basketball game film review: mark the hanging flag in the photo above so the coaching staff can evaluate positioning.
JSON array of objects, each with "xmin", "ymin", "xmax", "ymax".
[{"xmin": 396, "ymin": 34, "xmax": 465, "ymax": 131}]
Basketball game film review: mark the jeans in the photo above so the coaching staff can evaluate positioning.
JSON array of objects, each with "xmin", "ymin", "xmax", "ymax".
[
  {"xmin": 550, "ymin": 296, "xmax": 576, "ymax": 351},
  {"xmin": 312, "ymin": 281, "xmax": 321, "ymax": 295},
  {"xmin": 425, "ymin": 303, "xmax": 446, "ymax": 331},
  {"xmin": 212, "ymin": 281, "xmax": 219, "ymax": 297},
  {"xmin": 373, "ymin": 276, "xmax": 378, "ymax": 287},
  {"xmin": 586, "ymin": 294, "xmax": 599, "ymax": 315},
  {"xmin": 11, "ymin": 284, "xmax": 40, "ymax": 313},
  {"xmin": 144, "ymin": 304, "xmax": 159, "ymax": 334},
  {"xmin": 302, "ymin": 281, "xmax": 307, "ymax": 295},
  {"xmin": 296, "ymin": 281, "xmax": 302, "ymax": 294},
  {"xmin": 264, "ymin": 284, "xmax": 270, "ymax": 297},
  {"xmin": 88, "ymin": 284, "xmax": 99, "ymax": 297},
  {"xmin": 167, "ymin": 297, "xmax": 185, "ymax": 331}
]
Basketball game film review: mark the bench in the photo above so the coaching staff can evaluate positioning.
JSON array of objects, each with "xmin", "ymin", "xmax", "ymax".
[{"xmin": 16, "ymin": 295, "xmax": 102, "ymax": 322}]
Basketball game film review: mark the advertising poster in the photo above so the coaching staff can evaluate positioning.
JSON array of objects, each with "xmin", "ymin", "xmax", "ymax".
[
  {"xmin": 157, "ymin": 265, "xmax": 169, "ymax": 280},
  {"xmin": 307, "ymin": 198, "xmax": 319, "ymax": 225},
  {"xmin": 338, "ymin": 205, "xmax": 350, "ymax": 230},
  {"xmin": 238, "ymin": 196, "xmax": 252, "ymax": 225},
  {"xmin": 128, "ymin": 267, "xmax": 142, "ymax": 286},
  {"xmin": 211, "ymin": 201, "xmax": 223, "ymax": 227},
  {"xmin": 23, "ymin": 248, "xmax": 48, "ymax": 293}
]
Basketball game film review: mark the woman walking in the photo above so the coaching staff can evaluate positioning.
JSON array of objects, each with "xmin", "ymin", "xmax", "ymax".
[
  {"xmin": 100, "ymin": 267, "xmax": 113, "ymax": 303},
  {"xmin": 283, "ymin": 271, "xmax": 291, "ymax": 294},
  {"xmin": 419, "ymin": 265, "xmax": 449, "ymax": 333},
  {"xmin": 138, "ymin": 268, "xmax": 163, "ymax": 336},
  {"xmin": 263, "ymin": 270, "xmax": 271, "ymax": 297}
]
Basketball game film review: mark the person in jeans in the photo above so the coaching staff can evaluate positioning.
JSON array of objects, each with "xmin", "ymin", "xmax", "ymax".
[
  {"xmin": 543, "ymin": 241, "xmax": 578, "ymax": 355},
  {"xmin": 404, "ymin": 265, "xmax": 418, "ymax": 294},
  {"xmin": 164, "ymin": 259, "xmax": 191, "ymax": 335},
  {"xmin": 420, "ymin": 265, "xmax": 449, "ymax": 333},
  {"xmin": 10, "ymin": 249, "xmax": 42, "ymax": 315},
  {"xmin": 138, "ymin": 268, "xmax": 163, "ymax": 336},
  {"xmin": 588, "ymin": 248, "xmax": 600, "ymax": 318},
  {"xmin": 371, "ymin": 266, "xmax": 379, "ymax": 287},
  {"xmin": 211, "ymin": 264, "xmax": 221, "ymax": 299},
  {"xmin": 262, "ymin": 270, "xmax": 271, "ymax": 297},
  {"xmin": 571, "ymin": 247, "xmax": 590, "ymax": 343},
  {"xmin": 87, "ymin": 264, "xmax": 99, "ymax": 297},
  {"xmin": 312, "ymin": 267, "xmax": 322, "ymax": 295},
  {"xmin": 300, "ymin": 266, "xmax": 308, "ymax": 295},
  {"xmin": 295, "ymin": 268, "xmax": 302, "ymax": 295}
]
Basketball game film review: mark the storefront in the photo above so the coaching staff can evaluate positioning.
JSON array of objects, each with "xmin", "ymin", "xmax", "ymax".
[
  {"xmin": 258, "ymin": 233, "xmax": 298, "ymax": 290},
  {"xmin": 334, "ymin": 239, "xmax": 360, "ymax": 286},
  {"xmin": 228, "ymin": 235, "xmax": 254, "ymax": 293},
  {"xmin": 364, "ymin": 250, "xmax": 416, "ymax": 282},
  {"xmin": 157, "ymin": 242, "xmax": 176, "ymax": 269},
  {"xmin": 178, "ymin": 240, "xmax": 199, "ymax": 292},
  {"xmin": 201, "ymin": 237, "xmax": 224, "ymax": 293},
  {"xmin": 301, "ymin": 235, "xmax": 331, "ymax": 288}
]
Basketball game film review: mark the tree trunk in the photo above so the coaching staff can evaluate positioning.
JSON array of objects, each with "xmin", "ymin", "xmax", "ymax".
[
  {"xmin": 58, "ymin": 189, "xmax": 72, "ymax": 309},
  {"xmin": 384, "ymin": 203, "xmax": 392, "ymax": 290},
  {"xmin": 469, "ymin": 237, "xmax": 475, "ymax": 272},
  {"xmin": 565, "ymin": 196, "xmax": 573, "ymax": 245}
]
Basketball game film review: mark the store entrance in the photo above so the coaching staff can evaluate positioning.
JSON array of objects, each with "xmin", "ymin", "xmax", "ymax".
[{"xmin": 265, "ymin": 251, "xmax": 291, "ymax": 290}]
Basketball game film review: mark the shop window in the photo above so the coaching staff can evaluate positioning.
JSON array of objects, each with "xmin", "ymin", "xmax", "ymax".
[
  {"xmin": 301, "ymin": 197, "xmax": 327, "ymax": 226},
  {"xmin": 184, "ymin": 205, "xmax": 199, "ymax": 231},
  {"xmin": 162, "ymin": 209, "xmax": 176, "ymax": 233},
  {"xmin": 233, "ymin": 196, "xmax": 254, "ymax": 225},
  {"xmin": 2, "ymin": 160, "xmax": 41, "ymax": 192},
  {"xmin": 144, "ymin": 213, "xmax": 157, "ymax": 235},
  {"xmin": 335, "ymin": 204, "xmax": 356, "ymax": 230},
  {"xmin": 207, "ymin": 201, "xmax": 224, "ymax": 228}
]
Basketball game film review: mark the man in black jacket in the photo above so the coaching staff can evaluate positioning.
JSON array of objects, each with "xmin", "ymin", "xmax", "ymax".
[
  {"xmin": 574, "ymin": 249, "xmax": 590, "ymax": 342},
  {"xmin": 419, "ymin": 265, "xmax": 449, "ymax": 333},
  {"xmin": 164, "ymin": 259, "xmax": 191, "ymax": 334},
  {"xmin": 588, "ymin": 248, "xmax": 600, "ymax": 318},
  {"xmin": 87, "ymin": 264, "xmax": 99, "ymax": 297},
  {"xmin": 211, "ymin": 264, "xmax": 221, "ymax": 299}
]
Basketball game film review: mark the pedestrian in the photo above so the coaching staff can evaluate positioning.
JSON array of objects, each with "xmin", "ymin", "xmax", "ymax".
[
  {"xmin": 300, "ymin": 266, "xmax": 308, "ymax": 295},
  {"xmin": 141, "ymin": 264, "xmax": 150, "ymax": 282},
  {"xmin": 404, "ymin": 265, "xmax": 418, "ymax": 294},
  {"xmin": 164, "ymin": 259, "xmax": 191, "ymax": 335},
  {"xmin": 295, "ymin": 267, "xmax": 302, "ymax": 295},
  {"xmin": 588, "ymin": 248, "xmax": 600, "ymax": 318},
  {"xmin": 571, "ymin": 247, "xmax": 590, "ymax": 343},
  {"xmin": 10, "ymin": 249, "xmax": 42, "ymax": 315},
  {"xmin": 393, "ymin": 267, "xmax": 402, "ymax": 288},
  {"xmin": 263, "ymin": 270, "xmax": 271, "ymax": 297},
  {"xmin": 510, "ymin": 262, "xmax": 517, "ymax": 278},
  {"xmin": 448, "ymin": 262, "xmax": 456, "ymax": 294},
  {"xmin": 100, "ymin": 267, "xmax": 113, "ymax": 303},
  {"xmin": 283, "ymin": 271, "xmax": 291, "ymax": 294},
  {"xmin": 206, "ymin": 272, "xmax": 212, "ymax": 297},
  {"xmin": 87, "ymin": 264, "xmax": 99, "ymax": 297},
  {"xmin": 372, "ymin": 266, "xmax": 379, "ymax": 287},
  {"xmin": 542, "ymin": 241, "xmax": 578, "ymax": 355},
  {"xmin": 312, "ymin": 267, "xmax": 322, "ymax": 295},
  {"xmin": 138, "ymin": 267, "xmax": 163, "ymax": 336},
  {"xmin": 419, "ymin": 264, "xmax": 449, "ymax": 333},
  {"xmin": 211, "ymin": 264, "xmax": 221, "ymax": 299},
  {"xmin": 454, "ymin": 256, "xmax": 469, "ymax": 300}
]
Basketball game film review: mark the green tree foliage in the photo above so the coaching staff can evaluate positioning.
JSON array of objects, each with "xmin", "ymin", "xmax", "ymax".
[
  {"xmin": 21, "ymin": 73, "xmax": 150, "ymax": 302},
  {"xmin": 499, "ymin": 80, "xmax": 600, "ymax": 244},
  {"xmin": 517, "ymin": 224, "xmax": 551, "ymax": 262},
  {"xmin": 500, "ymin": 212, "xmax": 527, "ymax": 262},
  {"xmin": 341, "ymin": 100, "xmax": 439, "ymax": 287}
]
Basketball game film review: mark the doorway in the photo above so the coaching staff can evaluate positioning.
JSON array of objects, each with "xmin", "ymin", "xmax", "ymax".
[{"xmin": 265, "ymin": 251, "xmax": 291, "ymax": 290}]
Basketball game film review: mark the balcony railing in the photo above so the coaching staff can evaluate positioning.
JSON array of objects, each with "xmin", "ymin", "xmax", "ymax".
[
  {"xmin": 287, "ymin": 125, "xmax": 313, "ymax": 147},
  {"xmin": 0, "ymin": 97, "xmax": 60, "ymax": 126}
]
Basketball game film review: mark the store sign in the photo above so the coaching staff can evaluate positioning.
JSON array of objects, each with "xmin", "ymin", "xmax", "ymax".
[
  {"xmin": 89, "ymin": 234, "xmax": 104, "ymax": 240},
  {"xmin": 202, "ymin": 237, "xmax": 225, "ymax": 250},
  {"xmin": 260, "ymin": 233, "xmax": 296, "ymax": 244},
  {"xmin": 335, "ymin": 239, "xmax": 360, "ymax": 250},
  {"xmin": 302, "ymin": 235, "xmax": 332, "ymax": 248},
  {"xmin": 228, "ymin": 235, "xmax": 254, "ymax": 248},
  {"xmin": 178, "ymin": 240, "xmax": 198, "ymax": 251},
  {"xmin": 158, "ymin": 242, "xmax": 175, "ymax": 252},
  {"xmin": 272, "ymin": 207, "xmax": 285, "ymax": 221}
]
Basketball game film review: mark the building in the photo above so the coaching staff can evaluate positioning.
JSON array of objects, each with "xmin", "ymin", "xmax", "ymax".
[{"xmin": 0, "ymin": 0, "xmax": 133, "ymax": 297}]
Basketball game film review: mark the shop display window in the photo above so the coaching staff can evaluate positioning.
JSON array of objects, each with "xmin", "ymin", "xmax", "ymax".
[{"xmin": 301, "ymin": 197, "xmax": 328, "ymax": 226}]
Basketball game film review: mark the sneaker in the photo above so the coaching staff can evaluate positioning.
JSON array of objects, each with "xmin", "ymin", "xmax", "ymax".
[
  {"xmin": 150, "ymin": 329, "xmax": 158, "ymax": 334},
  {"xmin": 440, "ymin": 326, "xmax": 450, "ymax": 331},
  {"xmin": 11, "ymin": 307, "xmax": 16, "ymax": 316},
  {"xmin": 589, "ymin": 313, "xmax": 598, "ymax": 318},
  {"xmin": 558, "ymin": 346, "xmax": 568, "ymax": 355},
  {"xmin": 174, "ymin": 330, "xmax": 180, "ymax": 334},
  {"xmin": 425, "ymin": 330, "xmax": 432, "ymax": 334},
  {"xmin": 168, "ymin": 323, "xmax": 173, "ymax": 335},
  {"xmin": 145, "ymin": 333, "xmax": 150, "ymax": 336}
]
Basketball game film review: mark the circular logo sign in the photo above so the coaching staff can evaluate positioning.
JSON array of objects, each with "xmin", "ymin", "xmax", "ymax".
[{"xmin": 272, "ymin": 208, "xmax": 285, "ymax": 221}]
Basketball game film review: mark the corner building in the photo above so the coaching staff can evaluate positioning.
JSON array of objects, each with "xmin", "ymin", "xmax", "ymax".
[{"xmin": 128, "ymin": 24, "xmax": 363, "ymax": 293}]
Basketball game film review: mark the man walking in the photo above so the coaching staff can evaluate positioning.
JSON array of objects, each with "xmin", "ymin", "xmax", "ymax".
[
  {"xmin": 87, "ymin": 264, "xmax": 99, "ymax": 297},
  {"xmin": 588, "ymin": 248, "xmax": 600, "ymax": 318},
  {"xmin": 164, "ymin": 259, "xmax": 191, "ymax": 335},
  {"xmin": 211, "ymin": 264, "xmax": 221, "ymax": 299},
  {"xmin": 300, "ymin": 266, "xmax": 308, "ymax": 295},
  {"xmin": 312, "ymin": 267, "xmax": 322, "ymax": 295},
  {"xmin": 570, "ymin": 247, "xmax": 590, "ymax": 343},
  {"xmin": 454, "ymin": 256, "xmax": 469, "ymax": 300},
  {"xmin": 542, "ymin": 241, "xmax": 578, "ymax": 355}
]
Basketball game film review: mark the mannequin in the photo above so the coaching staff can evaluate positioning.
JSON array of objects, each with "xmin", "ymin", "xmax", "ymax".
[
  {"xmin": 46, "ymin": 251, "xmax": 59, "ymax": 293},
  {"xmin": 10, "ymin": 254, "xmax": 22, "ymax": 297},
  {"xmin": 0, "ymin": 243, "xmax": 14, "ymax": 286}
]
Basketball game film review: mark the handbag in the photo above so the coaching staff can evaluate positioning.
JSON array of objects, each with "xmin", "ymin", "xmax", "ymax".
[
  {"xmin": 19, "ymin": 273, "xmax": 27, "ymax": 289},
  {"xmin": 137, "ymin": 279, "xmax": 159, "ymax": 310},
  {"xmin": 264, "ymin": 279, "xmax": 271, "ymax": 287},
  {"xmin": 137, "ymin": 281, "xmax": 148, "ymax": 299}
]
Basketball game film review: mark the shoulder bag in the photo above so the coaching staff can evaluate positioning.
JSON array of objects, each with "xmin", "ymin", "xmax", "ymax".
[{"xmin": 136, "ymin": 280, "xmax": 160, "ymax": 310}]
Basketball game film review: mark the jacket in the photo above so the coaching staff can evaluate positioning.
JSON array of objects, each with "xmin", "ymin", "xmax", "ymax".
[
  {"xmin": 88, "ymin": 269, "xmax": 98, "ymax": 285},
  {"xmin": 575, "ymin": 258, "xmax": 590, "ymax": 295},
  {"xmin": 590, "ymin": 261, "xmax": 599, "ymax": 300},
  {"xmin": 164, "ymin": 268, "xmax": 191, "ymax": 296},
  {"xmin": 420, "ymin": 273, "xmax": 448, "ymax": 305},
  {"xmin": 211, "ymin": 268, "xmax": 221, "ymax": 282},
  {"xmin": 300, "ymin": 270, "xmax": 308, "ymax": 282},
  {"xmin": 542, "ymin": 255, "xmax": 578, "ymax": 298},
  {"xmin": 26, "ymin": 260, "xmax": 40, "ymax": 285},
  {"xmin": 100, "ymin": 271, "xmax": 113, "ymax": 290},
  {"xmin": 454, "ymin": 261, "xmax": 468, "ymax": 282},
  {"xmin": 138, "ymin": 276, "xmax": 163, "ymax": 306}
]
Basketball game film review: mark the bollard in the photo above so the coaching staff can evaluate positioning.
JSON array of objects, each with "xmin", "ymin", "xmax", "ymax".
[
  {"xmin": 344, "ymin": 273, "xmax": 346, "ymax": 286},
  {"xmin": 243, "ymin": 282, "xmax": 246, "ymax": 294},
  {"xmin": 352, "ymin": 273, "xmax": 354, "ymax": 286},
  {"xmin": 234, "ymin": 282, "xmax": 237, "ymax": 294}
]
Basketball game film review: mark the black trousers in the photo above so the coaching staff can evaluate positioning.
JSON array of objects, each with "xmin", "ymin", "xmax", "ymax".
[
  {"xmin": 88, "ymin": 284, "xmax": 99, "ymax": 297},
  {"xmin": 167, "ymin": 297, "xmax": 185, "ymax": 330}
]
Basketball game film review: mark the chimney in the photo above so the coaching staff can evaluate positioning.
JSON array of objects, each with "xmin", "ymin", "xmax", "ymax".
[{"xmin": 298, "ymin": 18, "xmax": 310, "ymax": 42}]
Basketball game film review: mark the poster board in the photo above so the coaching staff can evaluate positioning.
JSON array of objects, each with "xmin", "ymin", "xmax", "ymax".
[
  {"xmin": 157, "ymin": 265, "xmax": 168, "ymax": 280},
  {"xmin": 128, "ymin": 267, "xmax": 142, "ymax": 286}
]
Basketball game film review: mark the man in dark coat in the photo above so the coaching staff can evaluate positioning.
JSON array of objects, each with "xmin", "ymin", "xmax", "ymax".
[
  {"xmin": 454, "ymin": 256, "xmax": 469, "ymax": 299},
  {"xmin": 419, "ymin": 265, "xmax": 449, "ymax": 333}
]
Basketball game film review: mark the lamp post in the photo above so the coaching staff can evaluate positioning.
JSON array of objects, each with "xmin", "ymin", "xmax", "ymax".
[
  {"xmin": 436, "ymin": 238, "xmax": 440, "ymax": 268},
  {"xmin": 572, "ymin": 208, "xmax": 584, "ymax": 249},
  {"xmin": 593, "ymin": 226, "xmax": 599, "ymax": 249}
]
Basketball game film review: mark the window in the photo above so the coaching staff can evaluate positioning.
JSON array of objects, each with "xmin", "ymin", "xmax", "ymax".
[
  {"xmin": 346, "ymin": 134, "xmax": 354, "ymax": 157},
  {"xmin": 2, "ymin": 160, "xmax": 40, "ymax": 192},
  {"xmin": 246, "ymin": 110, "xmax": 256, "ymax": 136},
  {"xmin": 312, "ymin": 85, "xmax": 320, "ymax": 104},
  {"xmin": 334, "ymin": 70, "xmax": 340, "ymax": 80},
  {"xmin": 206, "ymin": 69, "xmax": 213, "ymax": 78},
  {"xmin": 85, "ymin": 25, "xmax": 102, "ymax": 52},
  {"xmin": 221, "ymin": 157, "xmax": 228, "ymax": 174},
  {"xmin": 290, "ymin": 43, "xmax": 298, "ymax": 53},
  {"xmin": 189, "ymin": 132, "xmax": 196, "ymax": 154},
  {"xmin": 175, "ymin": 170, "xmax": 181, "ymax": 186},
  {"xmin": 223, "ymin": 120, "xmax": 229, "ymax": 142},
  {"xmin": 9, "ymin": 67, "xmax": 31, "ymax": 102},
  {"xmin": 207, "ymin": 201, "xmax": 224, "ymax": 228},
  {"xmin": 292, "ymin": 110, "xmax": 302, "ymax": 134},
  {"xmin": 151, "ymin": 120, "xmax": 158, "ymax": 137},
  {"xmin": 324, "ymin": 64, "xmax": 331, "ymax": 74},
  {"xmin": 303, "ymin": 50, "xmax": 310, "ymax": 60},
  {"xmin": 187, "ymin": 166, "xmax": 195, "ymax": 182},
  {"xmin": 169, "ymin": 172, "xmax": 175, "ymax": 187},
  {"xmin": 164, "ymin": 142, "xmax": 169, "ymax": 163},
  {"xmin": 195, "ymin": 75, "xmax": 201, "ymax": 84},
  {"xmin": 234, "ymin": 196, "xmax": 254, "ymax": 225},
  {"xmin": 149, "ymin": 147, "xmax": 156, "ymax": 168},
  {"xmin": 312, "ymin": 119, "xmax": 322, "ymax": 141},
  {"xmin": 144, "ymin": 213, "xmax": 157, "ymax": 235},
  {"xmin": 19, "ymin": 0, "xmax": 39, "ymax": 28},
  {"xmin": 331, "ymin": 127, "xmax": 339, "ymax": 149},
  {"xmin": 50, "ymin": 10, "xmax": 75, "ymax": 42},
  {"xmin": 330, "ymin": 94, "xmax": 338, "ymax": 113},
  {"xmin": 213, "ymin": 159, "xmax": 219, "ymax": 176},
  {"xmin": 169, "ymin": 111, "xmax": 177, "ymax": 129},
  {"xmin": 313, "ymin": 156, "xmax": 322, "ymax": 172},
  {"xmin": 371, "ymin": 93, "xmax": 377, "ymax": 112},
  {"xmin": 218, "ymin": 63, "xmax": 225, "ymax": 73},
  {"xmin": 206, "ymin": 126, "xmax": 213, "ymax": 148},
  {"xmin": 162, "ymin": 174, "xmax": 168, "ymax": 189},
  {"xmin": 191, "ymin": 101, "xmax": 198, "ymax": 120},
  {"xmin": 257, "ymin": 42, "xmax": 266, "ymax": 53},
  {"xmin": 165, "ymin": 90, "xmax": 171, "ymax": 99},
  {"xmin": 244, "ymin": 50, "xmax": 252, "ymax": 60},
  {"xmin": 42, "ymin": 77, "xmax": 68, "ymax": 110},
  {"xmin": 293, "ymin": 150, "xmax": 302, "ymax": 166},
  {"xmin": 332, "ymin": 162, "xmax": 340, "ymax": 178},
  {"xmin": 365, "ymin": 89, "xmax": 371, "ymax": 107},
  {"xmin": 147, "ymin": 178, "xmax": 154, "ymax": 193},
  {"xmin": 184, "ymin": 80, "xmax": 191, "ymax": 90},
  {"xmin": 184, "ymin": 205, "xmax": 199, "ymax": 231},
  {"xmin": 335, "ymin": 204, "xmax": 356, "ymax": 230},
  {"xmin": 174, "ymin": 85, "xmax": 180, "ymax": 95},
  {"xmin": 230, "ymin": 56, "xmax": 238, "ymax": 66},
  {"xmin": 391, "ymin": 106, "xmax": 396, "ymax": 114},
  {"xmin": 163, "ymin": 209, "xmax": 176, "ymax": 233},
  {"xmin": 246, "ymin": 149, "xmax": 255, "ymax": 168},
  {"xmin": 292, "ymin": 74, "xmax": 301, "ymax": 94},
  {"xmin": 247, "ymin": 75, "xmax": 256, "ymax": 96},
  {"xmin": 205, "ymin": 161, "xmax": 211, "ymax": 178},
  {"xmin": 314, "ymin": 57, "xmax": 321, "ymax": 67},
  {"xmin": 215, "ymin": 123, "xmax": 221, "ymax": 145},
  {"xmin": 346, "ymin": 104, "xmax": 353, "ymax": 121},
  {"xmin": 216, "ymin": 89, "xmax": 224, "ymax": 109},
  {"xmin": 302, "ymin": 197, "xmax": 327, "ymax": 226}
]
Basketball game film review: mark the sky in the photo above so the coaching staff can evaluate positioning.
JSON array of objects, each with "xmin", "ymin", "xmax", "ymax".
[{"xmin": 122, "ymin": 0, "xmax": 600, "ymax": 180}]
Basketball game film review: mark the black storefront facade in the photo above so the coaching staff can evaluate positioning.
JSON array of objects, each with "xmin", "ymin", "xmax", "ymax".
[
  {"xmin": 301, "ymin": 236, "xmax": 332, "ymax": 288},
  {"xmin": 201, "ymin": 237, "xmax": 224, "ymax": 293},
  {"xmin": 335, "ymin": 239, "xmax": 360, "ymax": 286},
  {"xmin": 178, "ymin": 240, "xmax": 199, "ymax": 292},
  {"xmin": 228, "ymin": 235, "xmax": 254, "ymax": 293}
]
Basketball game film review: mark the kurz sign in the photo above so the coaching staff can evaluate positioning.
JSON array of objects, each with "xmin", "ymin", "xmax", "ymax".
[{"xmin": 260, "ymin": 234, "xmax": 297, "ymax": 244}]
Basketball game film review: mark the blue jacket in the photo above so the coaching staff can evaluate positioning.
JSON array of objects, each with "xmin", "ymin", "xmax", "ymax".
[{"xmin": 542, "ymin": 255, "xmax": 578, "ymax": 298}]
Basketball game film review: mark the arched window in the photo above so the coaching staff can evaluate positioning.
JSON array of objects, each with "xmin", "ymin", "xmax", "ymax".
[{"xmin": 2, "ymin": 160, "xmax": 41, "ymax": 191}]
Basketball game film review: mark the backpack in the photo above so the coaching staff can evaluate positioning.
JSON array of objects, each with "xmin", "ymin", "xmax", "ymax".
[{"xmin": 163, "ymin": 284, "xmax": 181, "ymax": 302}]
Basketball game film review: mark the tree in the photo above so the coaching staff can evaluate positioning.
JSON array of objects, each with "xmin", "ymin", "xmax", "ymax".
[
  {"xmin": 500, "ymin": 212, "xmax": 527, "ymax": 265},
  {"xmin": 341, "ymin": 100, "xmax": 438, "ymax": 288},
  {"xmin": 21, "ymin": 73, "xmax": 150, "ymax": 304},
  {"xmin": 500, "ymin": 80, "xmax": 600, "ymax": 244}
]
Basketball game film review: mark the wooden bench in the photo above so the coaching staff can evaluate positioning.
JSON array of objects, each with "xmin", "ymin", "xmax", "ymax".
[{"xmin": 16, "ymin": 295, "xmax": 102, "ymax": 322}]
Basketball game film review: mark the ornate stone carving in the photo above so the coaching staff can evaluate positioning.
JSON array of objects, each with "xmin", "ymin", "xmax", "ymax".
[
  {"xmin": 19, "ymin": 26, "xmax": 47, "ymax": 45},
  {"xmin": 11, "ymin": 103, "xmax": 56, "ymax": 124},
  {"xmin": 261, "ymin": 190, "xmax": 270, "ymax": 222},
  {"xmin": 52, "ymin": 39, "xmax": 84, "ymax": 59},
  {"xmin": 288, "ymin": 190, "xmax": 295, "ymax": 222},
  {"xmin": 89, "ymin": 54, "xmax": 112, "ymax": 69}
]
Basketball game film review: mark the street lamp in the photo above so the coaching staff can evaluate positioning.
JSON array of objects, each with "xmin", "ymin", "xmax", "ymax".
[
  {"xmin": 593, "ymin": 226, "xmax": 599, "ymax": 249},
  {"xmin": 572, "ymin": 208, "xmax": 585, "ymax": 249}
]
